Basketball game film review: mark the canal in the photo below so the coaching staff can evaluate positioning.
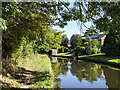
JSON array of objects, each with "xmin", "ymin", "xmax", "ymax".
[{"xmin": 51, "ymin": 57, "xmax": 120, "ymax": 88}]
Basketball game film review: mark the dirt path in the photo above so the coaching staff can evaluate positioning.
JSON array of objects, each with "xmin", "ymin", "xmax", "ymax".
[{"xmin": 20, "ymin": 59, "xmax": 43, "ymax": 88}]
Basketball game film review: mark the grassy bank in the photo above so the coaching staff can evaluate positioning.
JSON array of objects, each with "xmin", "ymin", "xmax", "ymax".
[
  {"xmin": 57, "ymin": 52, "xmax": 120, "ymax": 64},
  {"xmin": 1, "ymin": 54, "xmax": 55, "ymax": 88},
  {"xmin": 57, "ymin": 52, "xmax": 73, "ymax": 56},
  {"xmin": 78, "ymin": 53, "xmax": 120, "ymax": 64}
]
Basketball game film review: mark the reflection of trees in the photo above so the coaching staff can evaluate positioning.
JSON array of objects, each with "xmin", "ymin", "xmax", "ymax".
[
  {"xmin": 60, "ymin": 60, "xmax": 69, "ymax": 75},
  {"xmin": 71, "ymin": 62, "xmax": 101, "ymax": 83},
  {"xmin": 56, "ymin": 78, "xmax": 61, "ymax": 88},
  {"xmin": 52, "ymin": 59, "xmax": 69, "ymax": 88},
  {"xmin": 61, "ymin": 66, "xmax": 68, "ymax": 75},
  {"xmin": 102, "ymin": 67, "xmax": 120, "ymax": 89},
  {"xmin": 52, "ymin": 62, "xmax": 61, "ymax": 77},
  {"xmin": 52, "ymin": 59, "xmax": 69, "ymax": 76}
]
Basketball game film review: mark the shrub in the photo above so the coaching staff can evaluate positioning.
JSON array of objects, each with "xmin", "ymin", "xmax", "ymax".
[
  {"xmin": 91, "ymin": 39, "xmax": 100, "ymax": 49},
  {"xmin": 97, "ymin": 49, "xmax": 101, "ymax": 53},
  {"xmin": 86, "ymin": 37, "xmax": 92, "ymax": 55},
  {"xmin": 58, "ymin": 46, "xmax": 69, "ymax": 53},
  {"xmin": 92, "ymin": 48, "xmax": 97, "ymax": 54},
  {"xmin": 102, "ymin": 29, "xmax": 120, "ymax": 56}
]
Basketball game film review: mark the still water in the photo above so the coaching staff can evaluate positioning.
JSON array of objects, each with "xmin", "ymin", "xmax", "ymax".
[{"xmin": 51, "ymin": 57, "xmax": 120, "ymax": 88}]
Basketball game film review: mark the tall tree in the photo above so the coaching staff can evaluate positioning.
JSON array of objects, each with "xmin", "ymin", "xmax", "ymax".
[
  {"xmin": 84, "ymin": 26, "xmax": 99, "ymax": 36},
  {"xmin": 61, "ymin": 34, "xmax": 69, "ymax": 47},
  {"xmin": 70, "ymin": 34, "xmax": 80, "ymax": 49},
  {"xmin": 1, "ymin": 2, "xmax": 71, "ymax": 58},
  {"xmin": 71, "ymin": 2, "xmax": 120, "ymax": 56}
]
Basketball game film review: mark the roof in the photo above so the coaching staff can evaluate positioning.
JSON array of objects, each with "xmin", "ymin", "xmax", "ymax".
[{"xmin": 89, "ymin": 34, "xmax": 104, "ymax": 39}]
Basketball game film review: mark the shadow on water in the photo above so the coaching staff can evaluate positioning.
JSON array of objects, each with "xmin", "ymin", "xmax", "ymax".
[{"xmin": 51, "ymin": 57, "xmax": 120, "ymax": 89}]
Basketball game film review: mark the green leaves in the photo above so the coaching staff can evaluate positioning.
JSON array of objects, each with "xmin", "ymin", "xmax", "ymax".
[
  {"xmin": 102, "ymin": 29, "xmax": 120, "ymax": 56},
  {"xmin": 0, "ymin": 18, "xmax": 7, "ymax": 30}
]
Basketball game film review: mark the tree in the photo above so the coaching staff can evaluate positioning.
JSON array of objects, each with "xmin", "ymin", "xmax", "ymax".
[
  {"xmin": 74, "ymin": 36, "xmax": 83, "ymax": 56},
  {"xmin": 2, "ymin": 2, "xmax": 120, "ymax": 58},
  {"xmin": 102, "ymin": 29, "xmax": 120, "ymax": 56},
  {"xmin": 71, "ymin": 2, "xmax": 120, "ymax": 56},
  {"xmin": 61, "ymin": 34, "xmax": 69, "ymax": 47},
  {"xmin": 70, "ymin": 34, "xmax": 80, "ymax": 49},
  {"xmin": 84, "ymin": 26, "xmax": 99, "ymax": 36},
  {"xmin": 86, "ymin": 36, "xmax": 92, "ymax": 55},
  {"xmin": 91, "ymin": 39, "xmax": 100, "ymax": 49},
  {"xmin": 1, "ymin": 2, "xmax": 71, "ymax": 58}
]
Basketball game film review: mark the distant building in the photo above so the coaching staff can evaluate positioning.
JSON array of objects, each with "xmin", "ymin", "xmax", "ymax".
[{"xmin": 89, "ymin": 33, "xmax": 106, "ymax": 45}]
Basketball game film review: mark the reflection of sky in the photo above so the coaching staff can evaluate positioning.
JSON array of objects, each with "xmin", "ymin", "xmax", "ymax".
[{"xmin": 56, "ymin": 66, "xmax": 108, "ymax": 88}]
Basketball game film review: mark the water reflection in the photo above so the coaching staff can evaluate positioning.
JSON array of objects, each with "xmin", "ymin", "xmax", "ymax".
[
  {"xmin": 102, "ymin": 67, "xmax": 120, "ymax": 89},
  {"xmin": 71, "ymin": 62, "xmax": 100, "ymax": 83},
  {"xmin": 51, "ymin": 57, "xmax": 120, "ymax": 89},
  {"xmin": 51, "ymin": 57, "xmax": 57, "ymax": 63}
]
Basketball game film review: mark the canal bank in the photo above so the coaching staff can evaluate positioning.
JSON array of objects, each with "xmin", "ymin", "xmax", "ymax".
[
  {"xmin": 52, "ymin": 53, "xmax": 120, "ymax": 68},
  {"xmin": 1, "ymin": 54, "xmax": 55, "ymax": 88}
]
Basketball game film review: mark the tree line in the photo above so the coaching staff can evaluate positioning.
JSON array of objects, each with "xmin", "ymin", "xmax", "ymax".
[{"xmin": 1, "ymin": 1, "xmax": 120, "ymax": 60}]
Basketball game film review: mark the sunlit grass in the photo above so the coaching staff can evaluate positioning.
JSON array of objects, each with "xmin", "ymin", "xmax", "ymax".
[
  {"xmin": 2, "ymin": 54, "xmax": 55, "ymax": 88},
  {"xmin": 57, "ymin": 52, "xmax": 120, "ymax": 64},
  {"xmin": 57, "ymin": 52, "xmax": 73, "ymax": 56},
  {"xmin": 19, "ymin": 54, "xmax": 55, "ymax": 88},
  {"xmin": 78, "ymin": 53, "xmax": 120, "ymax": 64},
  {"xmin": 1, "ymin": 75, "xmax": 21, "ymax": 88}
]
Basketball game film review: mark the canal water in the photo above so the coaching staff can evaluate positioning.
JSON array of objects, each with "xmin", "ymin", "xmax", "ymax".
[{"xmin": 51, "ymin": 57, "xmax": 120, "ymax": 89}]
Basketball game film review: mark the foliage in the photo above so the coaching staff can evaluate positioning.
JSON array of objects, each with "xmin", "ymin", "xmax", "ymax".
[
  {"xmin": 70, "ymin": 34, "xmax": 80, "ymax": 48},
  {"xmin": 74, "ymin": 36, "xmax": 83, "ymax": 55},
  {"xmin": 91, "ymin": 39, "xmax": 100, "ymax": 49},
  {"xmin": 61, "ymin": 34, "xmax": 69, "ymax": 47},
  {"xmin": 91, "ymin": 48, "xmax": 97, "ymax": 54},
  {"xmin": 2, "ymin": 2, "xmax": 66, "ymax": 58},
  {"xmin": 87, "ymin": 2, "xmax": 120, "ymax": 56},
  {"xmin": 86, "ymin": 36, "xmax": 92, "ymax": 55},
  {"xmin": 2, "ymin": 2, "xmax": 120, "ymax": 57},
  {"xmin": 84, "ymin": 26, "xmax": 99, "ymax": 36},
  {"xmin": 102, "ymin": 29, "xmax": 120, "ymax": 56},
  {"xmin": 97, "ymin": 49, "xmax": 101, "ymax": 53},
  {"xmin": 35, "ymin": 29, "xmax": 62, "ymax": 53},
  {"xmin": 71, "ymin": 2, "xmax": 120, "ymax": 56},
  {"xmin": 58, "ymin": 46, "xmax": 69, "ymax": 53},
  {"xmin": 0, "ymin": 18, "xmax": 7, "ymax": 30}
]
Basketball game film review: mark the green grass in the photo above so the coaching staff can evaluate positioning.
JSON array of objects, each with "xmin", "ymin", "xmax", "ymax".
[
  {"xmin": 78, "ymin": 53, "xmax": 120, "ymax": 64},
  {"xmin": 20, "ymin": 54, "xmax": 55, "ymax": 88},
  {"xmin": 57, "ymin": 52, "xmax": 73, "ymax": 56},
  {"xmin": 21, "ymin": 54, "xmax": 51, "ymax": 72},
  {"xmin": 2, "ymin": 54, "xmax": 55, "ymax": 88},
  {"xmin": 57, "ymin": 52, "xmax": 120, "ymax": 64}
]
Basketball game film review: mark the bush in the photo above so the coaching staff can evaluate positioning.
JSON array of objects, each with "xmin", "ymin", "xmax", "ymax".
[
  {"xmin": 58, "ymin": 46, "xmax": 69, "ymax": 53},
  {"xmin": 102, "ymin": 29, "xmax": 120, "ymax": 56},
  {"xmin": 91, "ymin": 39, "xmax": 100, "ymax": 49},
  {"xmin": 92, "ymin": 48, "xmax": 97, "ymax": 54},
  {"xmin": 86, "ymin": 37, "xmax": 92, "ymax": 55},
  {"xmin": 97, "ymin": 49, "xmax": 101, "ymax": 53}
]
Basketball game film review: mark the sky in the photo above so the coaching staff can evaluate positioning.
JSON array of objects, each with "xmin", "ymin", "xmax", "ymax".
[
  {"xmin": 52, "ymin": 2, "xmax": 92, "ymax": 40},
  {"xmin": 52, "ymin": 21, "xmax": 92, "ymax": 40}
]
